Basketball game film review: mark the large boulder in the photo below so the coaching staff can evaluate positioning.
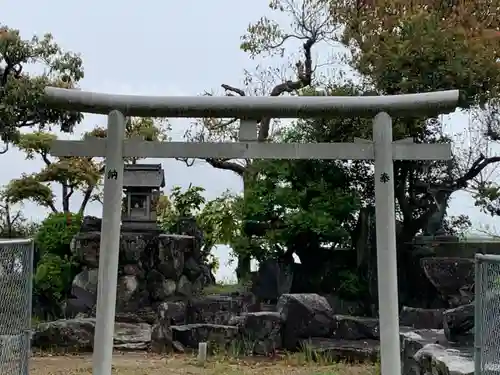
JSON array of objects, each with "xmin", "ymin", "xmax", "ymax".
[
  {"xmin": 119, "ymin": 233, "xmax": 148, "ymax": 264},
  {"xmin": 421, "ymin": 257, "xmax": 474, "ymax": 307},
  {"xmin": 116, "ymin": 275, "xmax": 146, "ymax": 312},
  {"xmin": 174, "ymin": 217, "xmax": 204, "ymax": 260},
  {"xmin": 150, "ymin": 302, "xmax": 185, "ymax": 354},
  {"xmin": 400, "ymin": 328, "xmax": 473, "ymax": 375},
  {"xmin": 65, "ymin": 268, "xmax": 99, "ymax": 316},
  {"xmin": 400, "ymin": 306, "xmax": 445, "ymax": 329},
  {"xmin": 157, "ymin": 301, "xmax": 187, "ymax": 325},
  {"xmin": 32, "ymin": 318, "xmax": 151, "ymax": 352},
  {"xmin": 414, "ymin": 344, "xmax": 473, "ymax": 375},
  {"xmin": 251, "ymin": 259, "xmax": 293, "ymax": 302},
  {"xmin": 443, "ymin": 303, "xmax": 474, "ymax": 344},
  {"xmin": 72, "ymin": 268, "xmax": 99, "ymax": 298},
  {"xmin": 232, "ymin": 311, "xmax": 283, "ymax": 356},
  {"xmin": 80, "ymin": 216, "xmax": 102, "ymax": 232},
  {"xmin": 277, "ymin": 293, "xmax": 335, "ymax": 350},
  {"xmin": 323, "ymin": 294, "xmax": 365, "ymax": 316},
  {"xmin": 176, "ymin": 275, "xmax": 192, "ymax": 297},
  {"xmin": 186, "ymin": 295, "xmax": 247, "ymax": 325},
  {"xmin": 71, "ymin": 232, "xmax": 101, "ymax": 267},
  {"xmin": 331, "ymin": 315, "xmax": 379, "ymax": 340},
  {"xmin": 171, "ymin": 324, "xmax": 239, "ymax": 350},
  {"xmin": 147, "ymin": 270, "xmax": 177, "ymax": 302}
]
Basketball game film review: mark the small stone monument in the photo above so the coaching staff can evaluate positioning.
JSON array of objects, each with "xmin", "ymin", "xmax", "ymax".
[{"xmin": 121, "ymin": 163, "xmax": 165, "ymax": 232}]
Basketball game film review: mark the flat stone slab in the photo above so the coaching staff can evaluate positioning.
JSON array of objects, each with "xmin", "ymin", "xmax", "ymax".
[
  {"xmin": 301, "ymin": 327, "xmax": 475, "ymax": 373},
  {"xmin": 32, "ymin": 318, "xmax": 151, "ymax": 352},
  {"xmin": 299, "ymin": 337, "xmax": 379, "ymax": 362}
]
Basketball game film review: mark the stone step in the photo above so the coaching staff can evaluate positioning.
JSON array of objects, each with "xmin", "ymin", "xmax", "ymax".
[{"xmin": 171, "ymin": 323, "xmax": 239, "ymax": 349}]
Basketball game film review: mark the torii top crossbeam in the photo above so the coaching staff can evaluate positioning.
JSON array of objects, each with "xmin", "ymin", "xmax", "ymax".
[{"xmin": 43, "ymin": 87, "xmax": 461, "ymax": 118}]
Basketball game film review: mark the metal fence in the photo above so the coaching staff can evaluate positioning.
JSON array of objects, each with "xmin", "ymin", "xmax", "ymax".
[
  {"xmin": 0, "ymin": 239, "xmax": 34, "ymax": 375},
  {"xmin": 475, "ymin": 253, "xmax": 500, "ymax": 375}
]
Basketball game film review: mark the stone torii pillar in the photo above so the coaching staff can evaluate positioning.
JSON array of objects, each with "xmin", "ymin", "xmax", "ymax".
[{"xmin": 44, "ymin": 87, "xmax": 458, "ymax": 375}]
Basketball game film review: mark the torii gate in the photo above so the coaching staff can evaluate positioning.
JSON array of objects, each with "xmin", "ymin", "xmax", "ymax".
[{"xmin": 44, "ymin": 87, "xmax": 459, "ymax": 375}]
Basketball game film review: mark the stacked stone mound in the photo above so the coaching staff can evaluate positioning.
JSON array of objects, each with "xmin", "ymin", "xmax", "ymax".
[
  {"xmin": 65, "ymin": 216, "xmax": 214, "ymax": 317},
  {"xmin": 33, "ymin": 255, "xmax": 480, "ymax": 375},
  {"xmin": 33, "ymin": 291, "xmax": 474, "ymax": 375}
]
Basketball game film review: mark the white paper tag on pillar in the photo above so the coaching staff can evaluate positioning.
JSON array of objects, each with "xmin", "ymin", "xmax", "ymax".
[{"xmin": 238, "ymin": 119, "xmax": 258, "ymax": 142}]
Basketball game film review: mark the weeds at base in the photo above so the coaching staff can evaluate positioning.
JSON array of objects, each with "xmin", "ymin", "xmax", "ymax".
[
  {"xmin": 186, "ymin": 338, "xmax": 379, "ymax": 375},
  {"xmin": 32, "ymin": 339, "xmax": 379, "ymax": 375}
]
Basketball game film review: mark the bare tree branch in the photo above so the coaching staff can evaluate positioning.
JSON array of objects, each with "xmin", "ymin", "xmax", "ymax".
[
  {"xmin": 205, "ymin": 158, "xmax": 247, "ymax": 176},
  {"xmin": 258, "ymin": 38, "xmax": 314, "ymax": 141},
  {"xmin": 40, "ymin": 151, "xmax": 52, "ymax": 166},
  {"xmin": 181, "ymin": 1, "xmax": 334, "ymax": 177},
  {"xmin": 221, "ymin": 84, "xmax": 246, "ymax": 97}
]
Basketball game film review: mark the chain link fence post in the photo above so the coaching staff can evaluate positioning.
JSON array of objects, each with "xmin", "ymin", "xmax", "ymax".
[
  {"xmin": 0, "ymin": 239, "xmax": 34, "ymax": 375},
  {"xmin": 475, "ymin": 253, "xmax": 500, "ymax": 375}
]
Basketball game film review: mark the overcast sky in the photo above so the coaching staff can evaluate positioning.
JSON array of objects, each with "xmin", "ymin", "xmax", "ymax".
[{"xmin": 3, "ymin": 0, "xmax": 499, "ymax": 281}]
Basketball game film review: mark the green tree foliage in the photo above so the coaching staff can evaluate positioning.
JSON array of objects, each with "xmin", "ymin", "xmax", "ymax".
[
  {"xmin": 334, "ymin": 0, "xmax": 500, "ymax": 237},
  {"xmin": 157, "ymin": 185, "xmax": 242, "ymax": 273},
  {"xmin": 0, "ymin": 25, "xmax": 84, "ymax": 151},
  {"xmin": 34, "ymin": 253, "xmax": 74, "ymax": 301},
  {"xmin": 33, "ymin": 212, "xmax": 82, "ymax": 319},
  {"xmin": 33, "ymin": 253, "xmax": 76, "ymax": 319},
  {"xmin": 336, "ymin": 0, "xmax": 500, "ymax": 224},
  {"xmin": 475, "ymin": 182, "xmax": 500, "ymax": 216},
  {"xmin": 340, "ymin": 0, "xmax": 500, "ymax": 104},
  {"xmin": 188, "ymin": 0, "xmax": 500, "ymax": 294},
  {"xmin": 198, "ymin": 191, "xmax": 242, "ymax": 252},
  {"xmin": 235, "ymin": 0, "xmax": 498, "ymax": 244},
  {"xmin": 35, "ymin": 212, "xmax": 82, "ymax": 258},
  {"xmin": 182, "ymin": 0, "xmax": 331, "ymax": 279},
  {"xmin": 5, "ymin": 117, "xmax": 170, "ymax": 214},
  {"xmin": 0, "ymin": 188, "xmax": 38, "ymax": 238},
  {"xmin": 244, "ymin": 159, "xmax": 360, "ymax": 258}
]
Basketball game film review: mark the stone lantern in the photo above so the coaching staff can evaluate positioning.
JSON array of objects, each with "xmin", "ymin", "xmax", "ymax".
[{"xmin": 121, "ymin": 163, "xmax": 165, "ymax": 232}]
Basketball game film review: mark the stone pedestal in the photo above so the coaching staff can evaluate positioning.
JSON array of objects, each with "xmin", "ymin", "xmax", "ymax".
[{"xmin": 65, "ymin": 216, "xmax": 214, "ymax": 318}]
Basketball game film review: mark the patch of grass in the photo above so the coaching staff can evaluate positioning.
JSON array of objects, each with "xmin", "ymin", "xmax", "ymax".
[
  {"xmin": 30, "ymin": 352, "xmax": 376, "ymax": 375},
  {"xmin": 31, "ymin": 316, "xmax": 43, "ymax": 326},
  {"xmin": 31, "ymin": 333, "xmax": 379, "ymax": 375}
]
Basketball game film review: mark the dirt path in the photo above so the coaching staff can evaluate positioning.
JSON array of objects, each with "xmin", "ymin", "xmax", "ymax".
[{"xmin": 29, "ymin": 353, "xmax": 375, "ymax": 375}]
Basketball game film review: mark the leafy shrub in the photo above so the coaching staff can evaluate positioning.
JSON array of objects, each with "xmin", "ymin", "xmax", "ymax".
[
  {"xmin": 337, "ymin": 270, "xmax": 368, "ymax": 299},
  {"xmin": 34, "ymin": 253, "xmax": 75, "ymax": 302},
  {"xmin": 35, "ymin": 212, "xmax": 82, "ymax": 257},
  {"xmin": 33, "ymin": 252, "xmax": 77, "ymax": 319}
]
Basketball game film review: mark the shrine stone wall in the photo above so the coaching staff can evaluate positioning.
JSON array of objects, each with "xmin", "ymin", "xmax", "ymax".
[{"xmin": 65, "ymin": 216, "xmax": 215, "ymax": 317}]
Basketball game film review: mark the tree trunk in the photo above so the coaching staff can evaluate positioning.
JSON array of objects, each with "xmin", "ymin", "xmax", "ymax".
[
  {"xmin": 236, "ymin": 254, "xmax": 252, "ymax": 282},
  {"xmin": 78, "ymin": 185, "xmax": 94, "ymax": 215},
  {"xmin": 235, "ymin": 165, "xmax": 257, "ymax": 282},
  {"xmin": 62, "ymin": 184, "xmax": 70, "ymax": 213},
  {"xmin": 5, "ymin": 200, "xmax": 12, "ymax": 238}
]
